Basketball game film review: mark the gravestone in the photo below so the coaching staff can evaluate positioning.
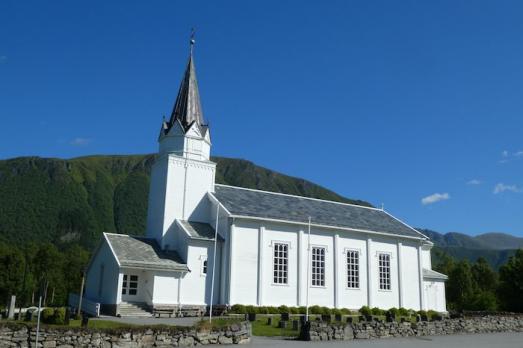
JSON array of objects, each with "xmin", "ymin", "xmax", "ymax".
[
  {"xmin": 81, "ymin": 314, "xmax": 89, "ymax": 327},
  {"xmin": 292, "ymin": 320, "xmax": 300, "ymax": 330},
  {"xmin": 248, "ymin": 313, "xmax": 256, "ymax": 322},
  {"xmin": 335, "ymin": 314, "xmax": 342, "ymax": 322},
  {"xmin": 281, "ymin": 313, "xmax": 290, "ymax": 321},
  {"xmin": 267, "ymin": 317, "xmax": 273, "ymax": 325},
  {"xmin": 278, "ymin": 320, "xmax": 288, "ymax": 329},
  {"xmin": 346, "ymin": 317, "xmax": 353, "ymax": 323},
  {"xmin": 7, "ymin": 296, "xmax": 15, "ymax": 319}
]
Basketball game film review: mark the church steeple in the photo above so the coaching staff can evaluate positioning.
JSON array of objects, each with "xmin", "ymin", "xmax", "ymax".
[{"xmin": 164, "ymin": 33, "xmax": 206, "ymax": 135}]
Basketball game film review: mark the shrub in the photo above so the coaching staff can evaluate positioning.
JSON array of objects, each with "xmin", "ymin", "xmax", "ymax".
[
  {"xmin": 257, "ymin": 306, "xmax": 269, "ymax": 314},
  {"xmin": 245, "ymin": 305, "xmax": 257, "ymax": 314},
  {"xmin": 309, "ymin": 305, "xmax": 322, "ymax": 315},
  {"xmin": 278, "ymin": 305, "xmax": 289, "ymax": 314},
  {"xmin": 398, "ymin": 307, "xmax": 409, "ymax": 317},
  {"xmin": 417, "ymin": 310, "xmax": 427, "ymax": 317},
  {"xmin": 53, "ymin": 307, "xmax": 66, "ymax": 325},
  {"xmin": 359, "ymin": 306, "xmax": 371, "ymax": 317},
  {"xmin": 387, "ymin": 307, "xmax": 399, "ymax": 317},
  {"xmin": 41, "ymin": 308, "xmax": 55, "ymax": 324},
  {"xmin": 332, "ymin": 308, "xmax": 342, "ymax": 316},
  {"xmin": 267, "ymin": 306, "xmax": 279, "ymax": 314},
  {"xmin": 371, "ymin": 307, "xmax": 384, "ymax": 316},
  {"xmin": 340, "ymin": 308, "xmax": 351, "ymax": 315},
  {"xmin": 230, "ymin": 304, "xmax": 246, "ymax": 314},
  {"xmin": 427, "ymin": 310, "xmax": 439, "ymax": 320},
  {"xmin": 289, "ymin": 307, "xmax": 299, "ymax": 314},
  {"xmin": 298, "ymin": 306, "xmax": 307, "ymax": 314},
  {"xmin": 320, "ymin": 307, "xmax": 331, "ymax": 315}
]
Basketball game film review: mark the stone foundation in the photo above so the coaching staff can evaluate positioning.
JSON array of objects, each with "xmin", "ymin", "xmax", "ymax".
[
  {"xmin": 0, "ymin": 321, "xmax": 251, "ymax": 347},
  {"xmin": 301, "ymin": 315, "xmax": 523, "ymax": 341}
]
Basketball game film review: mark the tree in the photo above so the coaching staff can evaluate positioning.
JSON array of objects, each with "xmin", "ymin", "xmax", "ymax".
[
  {"xmin": 498, "ymin": 249, "xmax": 523, "ymax": 312},
  {"xmin": 0, "ymin": 243, "xmax": 25, "ymax": 307},
  {"xmin": 32, "ymin": 243, "xmax": 64, "ymax": 306},
  {"xmin": 446, "ymin": 260, "xmax": 476, "ymax": 310}
]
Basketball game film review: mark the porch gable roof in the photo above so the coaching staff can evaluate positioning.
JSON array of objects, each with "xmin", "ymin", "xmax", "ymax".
[{"xmin": 104, "ymin": 233, "xmax": 189, "ymax": 272}]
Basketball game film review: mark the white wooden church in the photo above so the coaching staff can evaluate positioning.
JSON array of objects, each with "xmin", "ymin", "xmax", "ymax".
[{"xmin": 83, "ymin": 40, "xmax": 447, "ymax": 317}]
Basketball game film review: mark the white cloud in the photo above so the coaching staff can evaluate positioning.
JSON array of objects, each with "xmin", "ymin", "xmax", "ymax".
[
  {"xmin": 421, "ymin": 193, "xmax": 450, "ymax": 205},
  {"xmin": 502, "ymin": 150, "xmax": 509, "ymax": 158},
  {"xmin": 493, "ymin": 183, "xmax": 521, "ymax": 194},
  {"xmin": 515, "ymin": 151, "xmax": 523, "ymax": 157},
  {"xmin": 467, "ymin": 179, "xmax": 482, "ymax": 185},
  {"xmin": 70, "ymin": 137, "xmax": 91, "ymax": 146}
]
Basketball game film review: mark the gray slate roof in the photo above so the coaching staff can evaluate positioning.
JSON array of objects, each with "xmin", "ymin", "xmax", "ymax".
[
  {"xmin": 213, "ymin": 185, "xmax": 425, "ymax": 239},
  {"xmin": 179, "ymin": 220, "xmax": 222, "ymax": 241},
  {"xmin": 105, "ymin": 234, "xmax": 188, "ymax": 272},
  {"xmin": 423, "ymin": 268, "xmax": 448, "ymax": 280}
]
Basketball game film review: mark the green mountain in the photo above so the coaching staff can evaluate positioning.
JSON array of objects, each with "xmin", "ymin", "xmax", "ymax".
[
  {"xmin": 419, "ymin": 229, "xmax": 522, "ymax": 269},
  {"xmin": 0, "ymin": 155, "xmax": 370, "ymax": 249},
  {"xmin": 0, "ymin": 154, "xmax": 520, "ymax": 270}
]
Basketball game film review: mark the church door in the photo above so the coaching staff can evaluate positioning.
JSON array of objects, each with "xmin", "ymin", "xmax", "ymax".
[{"xmin": 121, "ymin": 274, "xmax": 139, "ymax": 301}]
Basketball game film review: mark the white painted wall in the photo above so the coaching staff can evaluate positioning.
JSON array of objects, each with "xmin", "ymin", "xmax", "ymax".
[
  {"xmin": 85, "ymin": 240, "xmax": 120, "ymax": 305},
  {"xmin": 371, "ymin": 237, "xmax": 400, "ymax": 309},
  {"xmin": 422, "ymin": 247, "xmax": 432, "ymax": 269},
  {"xmin": 152, "ymin": 272, "xmax": 181, "ymax": 305},
  {"xmin": 337, "ymin": 232, "xmax": 368, "ymax": 309},
  {"xmin": 147, "ymin": 124, "xmax": 216, "ymax": 242},
  {"xmin": 225, "ymin": 218, "xmax": 444, "ymax": 311},
  {"xmin": 400, "ymin": 242, "xmax": 422, "ymax": 310},
  {"xmin": 424, "ymin": 280, "xmax": 446, "ymax": 312},
  {"xmin": 180, "ymin": 240, "xmax": 221, "ymax": 305}
]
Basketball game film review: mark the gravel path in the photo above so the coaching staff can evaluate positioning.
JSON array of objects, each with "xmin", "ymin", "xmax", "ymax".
[{"xmin": 249, "ymin": 332, "xmax": 523, "ymax": 348}]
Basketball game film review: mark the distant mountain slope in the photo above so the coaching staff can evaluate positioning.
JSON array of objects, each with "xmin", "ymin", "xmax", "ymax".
[
  {"xmin": 419, "ymin": 228, "xmax": 522, "ymax": 269},
  {"xmin": 0, "ymin": 155, "xmax": 370, "ymax": 248},
  {"xmin": 474, "ymin": 233, "xmax": 523, "ymax": 250}
]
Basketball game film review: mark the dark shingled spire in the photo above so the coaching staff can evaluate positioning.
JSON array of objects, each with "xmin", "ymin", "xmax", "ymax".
[{"xmin": 165, "ymin": 33, "xmax": 206, "ymax": 134}]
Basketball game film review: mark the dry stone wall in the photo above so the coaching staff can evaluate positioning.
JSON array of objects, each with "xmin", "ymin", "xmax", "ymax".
[
  {"xmin": 0, "ymin": 321, "xmax": 251, "ymax": 347},
  {"xmin": 301, "ymin": 315, "xmax": 523, "ymax": 341}
]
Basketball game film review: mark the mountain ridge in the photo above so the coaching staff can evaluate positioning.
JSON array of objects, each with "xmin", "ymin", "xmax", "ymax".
[{"xmin": 0, "ymin": 154, "xmax": 520, "ymax": 269}]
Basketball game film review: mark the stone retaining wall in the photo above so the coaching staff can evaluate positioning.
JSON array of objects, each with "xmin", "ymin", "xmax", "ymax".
[
  {"xmin": 0, "ymin": 321, "xmax": 251, "ymax": 347},
  {"xmin": 301, "ymin": 315, "xmax": 523, "ymax": 341}
]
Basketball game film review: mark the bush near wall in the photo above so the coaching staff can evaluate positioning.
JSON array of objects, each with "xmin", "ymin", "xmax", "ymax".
[{"xmin": 228, "ymin": 304, "xmax": 435, "ymax": 319}]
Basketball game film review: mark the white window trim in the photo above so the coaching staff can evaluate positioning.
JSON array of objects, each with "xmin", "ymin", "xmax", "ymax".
[
  {"xmin": 377, "ymin": 252, "xmax": 392, "ymax": 292},
  {"xmin": 345, "ymin": 249, "xmax": 361, "ymax": 290},
  {"xmin": 310, "ymin": 245, "xmax": 327, "ymax": 288},
  {"xmin": 271, "ymin": 241, "xmax": 290, "ymax": 286}
]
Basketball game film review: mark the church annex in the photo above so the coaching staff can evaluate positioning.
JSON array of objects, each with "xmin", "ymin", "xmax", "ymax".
[{"xmin": 83, "ymin": 39, "xmax": 447, "ymax": 317}]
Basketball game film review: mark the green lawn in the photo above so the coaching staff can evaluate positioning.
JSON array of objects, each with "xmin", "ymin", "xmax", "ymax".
[{"xmin": 250, "ymin": 316, "xmax": 300, "ymax": 337}]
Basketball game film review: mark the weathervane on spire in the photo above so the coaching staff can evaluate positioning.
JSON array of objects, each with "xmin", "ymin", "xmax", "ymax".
[{"xmin": 190, "ymin": 28, "xmax": 196, "ymax": 55}]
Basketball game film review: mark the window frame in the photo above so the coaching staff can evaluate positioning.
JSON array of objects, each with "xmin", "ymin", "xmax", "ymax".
[
  {"xmin": 272, "ymin": 242, "xmax": 289, "ymax": 285},
  {"xmin": 122, "ymin": 274, "xmax": 139, "ymax": 296},
  {"xmin": 311, "ymin": 246, "xmax": 326, "ymax": 288},
  {"xmin": 346, "ymin": 249, "xmax": 360, "ymax": 289},
  {"xmin": 200, "ymin": 255, "xmax": 208, "ymax": 277},
  {"xmin": 378, "ymin": 252, "xmax": 392, "ymax": 291}
]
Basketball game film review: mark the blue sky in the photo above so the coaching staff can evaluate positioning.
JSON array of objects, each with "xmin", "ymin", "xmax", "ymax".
[{"xmin": 1, "ymin": 1, "xmax": 522, "ymax": 236}]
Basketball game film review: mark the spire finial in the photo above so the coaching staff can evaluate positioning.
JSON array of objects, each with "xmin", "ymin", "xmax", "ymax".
[{"xmin": 189, "ymin": 28, "xmax": 196, "ymax": 55}]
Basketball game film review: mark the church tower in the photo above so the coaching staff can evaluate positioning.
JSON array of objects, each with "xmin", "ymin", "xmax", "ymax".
[{"xmin": 146, "ymin": 37, "xmax": 216, "ymax": 244}]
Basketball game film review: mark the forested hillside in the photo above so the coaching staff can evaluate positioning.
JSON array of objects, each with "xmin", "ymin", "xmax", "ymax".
[
  {"xmin": 0, "ymin": 154, "xmax": 522, "ymax": 311},
  {"xmin": 0, "ymin": 155, "xmax": 370, "ymax": 249}
]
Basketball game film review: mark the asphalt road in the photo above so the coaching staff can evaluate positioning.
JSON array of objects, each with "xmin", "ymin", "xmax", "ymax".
[{"xmin": 250, "ymin": 332, "xmax": 523, "ymax": 348}]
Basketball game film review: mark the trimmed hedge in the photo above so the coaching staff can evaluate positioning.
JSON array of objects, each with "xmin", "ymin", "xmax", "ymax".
[{"xmin": 229, "ymin": 304, "xmax": 436, "ymax": 318}]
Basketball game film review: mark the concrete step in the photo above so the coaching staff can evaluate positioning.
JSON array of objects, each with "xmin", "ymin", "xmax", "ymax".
[{"xmin": 119, "ymin": 301, "xmax": 152, "ymax": 317}]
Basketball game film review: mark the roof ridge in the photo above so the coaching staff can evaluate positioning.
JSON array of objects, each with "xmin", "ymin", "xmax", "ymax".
[{"xmin": 214, "ymin": 184, "xmax": 381, "ymax": 211}]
